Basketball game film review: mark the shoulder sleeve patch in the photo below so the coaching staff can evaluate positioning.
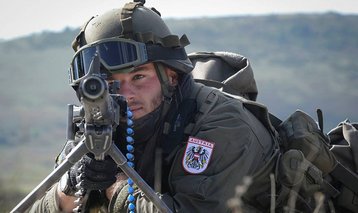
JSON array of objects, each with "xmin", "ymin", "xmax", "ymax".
[{"xmin": 182, "ymin": 136, "xmax": 215, "ymax": 174}]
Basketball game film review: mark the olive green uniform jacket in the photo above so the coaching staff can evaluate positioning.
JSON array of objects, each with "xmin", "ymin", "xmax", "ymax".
[{"xmin": 28, "ymin": 82, "xmax": 275, "ymax": 212}]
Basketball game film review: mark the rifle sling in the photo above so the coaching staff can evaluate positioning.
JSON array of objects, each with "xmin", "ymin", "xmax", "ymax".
[{"xmin": 330, "ymin": 162, "xmax": 358, "ymax": 194}]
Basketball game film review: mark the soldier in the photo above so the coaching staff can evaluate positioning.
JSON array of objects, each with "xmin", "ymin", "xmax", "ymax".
[{"xmin": 29, "ymin": 1, "xmax": 275, "ymax": 212}]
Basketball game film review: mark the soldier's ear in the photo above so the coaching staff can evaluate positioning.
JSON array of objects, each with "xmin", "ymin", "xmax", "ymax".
[{"xmin": 165, "ymin": 69, "xmax": 178, "ymax": 86}]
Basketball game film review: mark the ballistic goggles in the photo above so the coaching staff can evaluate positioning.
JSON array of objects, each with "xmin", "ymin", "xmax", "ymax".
[{"xmin": 69, "ymin": 38, "xmax": 187, "ymax": 84}]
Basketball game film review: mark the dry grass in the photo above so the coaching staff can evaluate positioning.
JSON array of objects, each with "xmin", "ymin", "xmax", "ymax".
[
  {"xmin": 227, "ymin": 176, "xmax": 252, "ymax": 213},
  {"xmin": 227, "ymin": 174, "xmax": 336, "ymax": 213}
]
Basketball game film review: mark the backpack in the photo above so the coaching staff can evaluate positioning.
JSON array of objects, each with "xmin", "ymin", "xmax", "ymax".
[
  {"xmin": 188, "ymin": 51, "xmax": 358, "ymax": 212},
  {"xmin": 327, "ymin": 121, "xmax": 358, "ymax": 212}
]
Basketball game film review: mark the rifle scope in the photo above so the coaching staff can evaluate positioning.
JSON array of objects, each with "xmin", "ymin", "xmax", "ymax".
[{"xmin": 80, "ymin": 75, "xmax": 106, "ymax": 100}]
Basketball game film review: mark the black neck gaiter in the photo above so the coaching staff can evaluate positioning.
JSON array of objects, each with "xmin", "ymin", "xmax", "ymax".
[{"xmin": 115, "ymin": 104, "xmax": 163, "ymax": 186}]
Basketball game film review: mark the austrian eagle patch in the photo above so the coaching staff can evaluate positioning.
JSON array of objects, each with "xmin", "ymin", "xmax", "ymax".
[{"xmin": 182, "ymin": 136, "xmax": 215, "ymax": 174}]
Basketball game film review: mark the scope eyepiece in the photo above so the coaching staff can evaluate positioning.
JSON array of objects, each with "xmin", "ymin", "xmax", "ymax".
[{"xmin": 80, "ymin": 76, "xmax": 106, "ymax": 100}]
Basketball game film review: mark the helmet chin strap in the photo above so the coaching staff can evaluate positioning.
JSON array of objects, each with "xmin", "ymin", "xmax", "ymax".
[{"xmin": 153, "ymin": 63, "xmax": 176, "ymax": 120}]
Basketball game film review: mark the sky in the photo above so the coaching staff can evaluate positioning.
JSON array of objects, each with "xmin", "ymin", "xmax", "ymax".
[{"xmin": 1, "ymin": 0, "xmax": 358, "ymax": 40}]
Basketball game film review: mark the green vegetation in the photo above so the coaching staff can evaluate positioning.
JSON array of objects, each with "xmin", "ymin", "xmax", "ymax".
[
  {"xmin": 0, "ymin": 13, "xmax": 357, "ymax": 210},
  {"xmin": 166, "ymin": 13, "xmax": 358, "ymax": 126}
]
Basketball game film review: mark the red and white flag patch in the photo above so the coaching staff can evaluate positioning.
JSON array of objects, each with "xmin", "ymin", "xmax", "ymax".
[{"xmin": 182, "ymin": 136, "xmax": 215, "ymax": 174}]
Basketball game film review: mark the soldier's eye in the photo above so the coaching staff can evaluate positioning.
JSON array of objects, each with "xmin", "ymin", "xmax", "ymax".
[{"xmin": 133, "ymin": 74, "xmax": 144, "ymax": 80}]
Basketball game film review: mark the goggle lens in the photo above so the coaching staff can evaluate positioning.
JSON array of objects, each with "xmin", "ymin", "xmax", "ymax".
[
  {"xmin": 98, "ymin": 41, "xmax": 139, "ymax": 67},
  {"xmin": 69, "ymin": 39, "xmax": 147, "ymax": 84}
]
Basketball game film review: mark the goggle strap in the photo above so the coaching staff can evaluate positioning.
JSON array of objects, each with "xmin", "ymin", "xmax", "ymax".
[{"xmin": 147, "ymin": 45, "xmax": 188, "ymax": 61}]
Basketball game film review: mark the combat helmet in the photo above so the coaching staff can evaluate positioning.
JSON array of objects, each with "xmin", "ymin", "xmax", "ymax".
[{"xmin": 68, "ymin": 0, "xmax": 193, "ymax": 87}]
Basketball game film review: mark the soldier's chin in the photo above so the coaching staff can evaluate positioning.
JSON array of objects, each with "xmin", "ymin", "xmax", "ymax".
[{"xmin": 131, "ymin": 108, "xmax": 145, "ymax": 120}]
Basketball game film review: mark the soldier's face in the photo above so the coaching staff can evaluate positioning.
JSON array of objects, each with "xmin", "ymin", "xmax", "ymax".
[{"xmin": 109, "ymin": 63, "xmax": 178, "ymax": 120}]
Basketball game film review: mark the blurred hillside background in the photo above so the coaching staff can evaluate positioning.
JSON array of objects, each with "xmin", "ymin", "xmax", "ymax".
[{"xmin": 0, "ymin": 13, "xmax": 357, "ymax": 211}]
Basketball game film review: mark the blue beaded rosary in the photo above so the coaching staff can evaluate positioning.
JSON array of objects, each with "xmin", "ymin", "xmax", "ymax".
[{"xmin": 125, "ymin": 107, "xmax": 136, "ymax": 213}]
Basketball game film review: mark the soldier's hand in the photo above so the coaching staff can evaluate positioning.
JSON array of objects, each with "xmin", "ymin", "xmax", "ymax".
[
  {"xmin": 106, "ymin": 172, "xmax": 128, "ymax": 200},
  {"xmin": 69, "ymin": 153, "xmax": 118, "ymax": 192}
]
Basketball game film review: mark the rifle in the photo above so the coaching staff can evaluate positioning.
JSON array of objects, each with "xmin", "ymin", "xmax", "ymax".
[{"xmin": 11, "ymin": 54, "xmax": 172, "ymax": 213}]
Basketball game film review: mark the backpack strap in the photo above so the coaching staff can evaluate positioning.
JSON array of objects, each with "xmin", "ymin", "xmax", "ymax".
[
  {"xmin": 183, "ymin": 85, "xmax": 282, "ymax": 150},
  {"xmin": 158, "ymin": 84, "xmax": 202, "ymax": 192},
  {"xmin": 330, "ymin": 163, "xmax": 358, "ymax": 194},
  {"xmin": 161, "ymin": 84, "xmax": 203, "ymax": 155},
  {"xmin": 222, "ymin": 92, "xmax": 281, "ymax": 144}
]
